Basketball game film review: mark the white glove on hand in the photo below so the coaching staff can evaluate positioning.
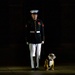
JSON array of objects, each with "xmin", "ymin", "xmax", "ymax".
[
  {"xmin": 26, "ymin": 42, "xmax": 29, "ymax": 45},
  {"xmin": 42, "ymin": 41, "xmax": 44, "ymax": 44}
]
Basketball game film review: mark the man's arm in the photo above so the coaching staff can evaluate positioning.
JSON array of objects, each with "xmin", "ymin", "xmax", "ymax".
[
  {"xmin": 41, "ymin": 21, "xmax": 45, "ymax": 44},
  {"xmin": 25, "ymin": 23, "xmax": 29, "ymax": 45}
]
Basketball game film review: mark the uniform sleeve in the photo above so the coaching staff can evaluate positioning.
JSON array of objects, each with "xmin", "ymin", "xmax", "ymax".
[
  {"xmin": 25, "ymin": 23, "xmax": 28, "ymax": 42},
  {"xmin": 41, "ymin": 21, "xmax": 45, "ymax": 41}
]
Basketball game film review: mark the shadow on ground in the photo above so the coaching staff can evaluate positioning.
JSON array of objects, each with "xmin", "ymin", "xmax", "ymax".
[{"xmin": 0, "ymin": 64, "xmax": 75, "ymax": 75}]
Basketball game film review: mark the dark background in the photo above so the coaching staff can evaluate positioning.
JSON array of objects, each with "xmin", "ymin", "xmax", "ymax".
[{"xmin": 0, "ymin": 0, "xmax": 75, "ymax": 66}]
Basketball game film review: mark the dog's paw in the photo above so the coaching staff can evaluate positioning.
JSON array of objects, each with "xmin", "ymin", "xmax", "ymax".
[
  {"xmin": 46, "ymin": 69, "xmax": 48, "ymax": 71},
  {"xmin": 51, "ymin": 68, "xmax": 54, "ymax": 70}
]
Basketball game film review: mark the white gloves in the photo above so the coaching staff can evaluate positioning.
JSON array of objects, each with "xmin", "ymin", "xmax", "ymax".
[
  {"xmin": 42, "ymin": 41, "xmax": 44, "ymax": 44},
  {"xmin": 26, "ymin": 42, "xmax": 29, "ymax": 45}
]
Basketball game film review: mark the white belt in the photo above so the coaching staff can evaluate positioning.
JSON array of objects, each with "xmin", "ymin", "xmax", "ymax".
[{"xmin": 30, "ymin": 31, "xmax": 40, "ymax": 33}]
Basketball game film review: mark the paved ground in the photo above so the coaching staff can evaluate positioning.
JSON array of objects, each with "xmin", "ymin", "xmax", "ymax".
[{"xmin": 0, "ymin": 65, "xmax": 75, "ymax": 75}]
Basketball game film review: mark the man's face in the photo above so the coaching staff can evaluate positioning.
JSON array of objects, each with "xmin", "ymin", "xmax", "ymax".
[{"xmin": 31, "ymin": 14, "xmax": 38, "ymax": 20}]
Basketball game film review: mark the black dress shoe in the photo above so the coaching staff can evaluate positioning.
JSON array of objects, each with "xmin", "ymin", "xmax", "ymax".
[
  {"xmin": 31, "ymin": 68, "xmax": 35, "ymax": 71},
  {"xmin": 35, "ymin": 68, "xmax": 39, "ymax": 70}
]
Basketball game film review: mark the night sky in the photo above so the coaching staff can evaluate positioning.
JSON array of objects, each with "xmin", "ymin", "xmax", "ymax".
[{"xmin": 0, "ymin": 0, "xmax": 75, "ymax": 66}]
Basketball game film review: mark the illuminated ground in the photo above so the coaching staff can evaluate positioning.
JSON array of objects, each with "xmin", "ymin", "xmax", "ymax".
[{"xmin": 0, "ymin": 64, "xmax": 75, "ymax": 75}]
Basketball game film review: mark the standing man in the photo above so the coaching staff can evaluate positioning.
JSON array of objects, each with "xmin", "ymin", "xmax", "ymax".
[{"xmin": 25, "ymin": 10, "xmax": 45, "ymax": 70}]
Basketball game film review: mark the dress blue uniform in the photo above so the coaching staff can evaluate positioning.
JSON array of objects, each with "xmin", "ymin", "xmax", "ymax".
[{"xmin": 25, "ymin": 10, "xmax": 45, "ymax": 70}]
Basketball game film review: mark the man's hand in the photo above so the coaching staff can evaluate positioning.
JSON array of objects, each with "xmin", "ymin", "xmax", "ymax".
[
  {"xmin": 26, "ymin": 42, "xmax": 29, "ymax": 45},
  {"xmin": 42, "ymin": 41, "xmax": 44, "ymax": 44}
]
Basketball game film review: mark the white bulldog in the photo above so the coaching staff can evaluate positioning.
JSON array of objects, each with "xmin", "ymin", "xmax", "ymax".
[{"xmin": 48, "ymin": 53, "xmax": 56, "ymax": 70}]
